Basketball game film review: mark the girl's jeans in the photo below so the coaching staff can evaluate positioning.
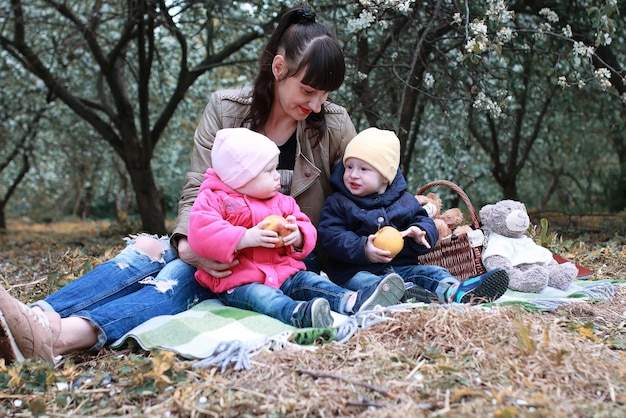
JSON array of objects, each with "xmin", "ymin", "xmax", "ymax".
[
  {"xmin": 32, "ymin": 236, "xmax": 214, "ymax": 350},
  {"xmin": 219, "ymin": 270, "xmax": 354, "ymax": 325},
  {"xmin": 341, "ymin": 264, "xmax": 459, "ymax": 302}
]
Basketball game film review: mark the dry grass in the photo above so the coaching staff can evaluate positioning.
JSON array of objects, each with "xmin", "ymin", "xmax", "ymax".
[{"xmin": 1, "ymin": 219, "xmax": 626, "ymax": 417}]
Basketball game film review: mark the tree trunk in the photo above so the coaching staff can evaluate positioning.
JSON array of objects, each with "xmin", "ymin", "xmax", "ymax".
[
  {"xmin": 2, "ymin": 1, "xmax": 275, "ymax": 234},
  {"xmin": 128, "ymin": 165, "xmax": 166, "ymax": 235},
  {"xmin": 611, "ymin": 110, "xmax": 626, "ymax": 212},
  {"xmin": 0, "ymin": 204, "xmax": 5, "ymax": 231},
  {"xmin": 501, "ymin": 178, "xmax": 519, "ymax": 202},
  {"xmin": 616, "ymin": 160, "xmax": 626, "ymax": 212}
]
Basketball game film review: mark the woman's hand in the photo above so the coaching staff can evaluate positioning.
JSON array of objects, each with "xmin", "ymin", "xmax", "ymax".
[{"xmin": 177, "ymin": 237, "xmax": 238, "ymax": 278}]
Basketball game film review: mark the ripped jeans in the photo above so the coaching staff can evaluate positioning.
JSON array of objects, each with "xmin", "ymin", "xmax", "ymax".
[{"xmin": 31, "ymin": 236, "xmax": 214, "ymax": 350}]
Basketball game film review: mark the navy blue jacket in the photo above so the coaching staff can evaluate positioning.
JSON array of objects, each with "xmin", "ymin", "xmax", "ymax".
[{"xmin": 318, "ymin": 163, "xmax": 438, "ymax": 285}]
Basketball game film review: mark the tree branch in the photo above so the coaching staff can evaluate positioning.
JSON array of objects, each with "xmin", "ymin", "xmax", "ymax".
[{"xmin": 296, "ymin": 367, "xmax": 399, "ymax": 400}]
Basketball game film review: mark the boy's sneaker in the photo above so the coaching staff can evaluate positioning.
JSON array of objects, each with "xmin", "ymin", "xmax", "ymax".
[
  {"xmin": 353, "ymin": 273, "xmax": 405, "ymax": 313},
  {"xmin": 447, "ymin": 268, "xmax": 509, "ymax": 304},
  {"xmin": 401, "ymin": 283, "xmax": 438, "ymax": 304},
  {"xmin": 291, "ymin": 298, "xmax": 334, "ymax": 329},
  {"xmin": 0, "ymin": 284, "xmax": 61, "ymax": 365}
]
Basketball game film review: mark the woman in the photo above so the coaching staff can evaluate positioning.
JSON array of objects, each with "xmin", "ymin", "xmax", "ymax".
[{"xmin": 0, "ymin": 4, "xmax": 356, "ymax": 365}]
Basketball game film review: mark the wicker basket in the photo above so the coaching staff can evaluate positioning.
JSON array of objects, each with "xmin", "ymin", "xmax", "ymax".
[{"xmin": 416, "ymin": 180, "xmax": 486, "ymax": 281}]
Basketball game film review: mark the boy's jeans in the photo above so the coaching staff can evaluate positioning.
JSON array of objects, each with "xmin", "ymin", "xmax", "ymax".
[
  {"xmin": 342, "ymin": 264, "xmax": 458, "ymax": 302},
  {"xmin": 32, "ymin": 236, "xmax": 214, "ymax": 349},
  {"xmin": 219, "ymin": 270, "xmax": 354, "ymax": 325}
]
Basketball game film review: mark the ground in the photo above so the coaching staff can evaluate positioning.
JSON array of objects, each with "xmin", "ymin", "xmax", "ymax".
[{"xmin": 1, "ymin": 218, "xmax": 625, "ymax": 417}]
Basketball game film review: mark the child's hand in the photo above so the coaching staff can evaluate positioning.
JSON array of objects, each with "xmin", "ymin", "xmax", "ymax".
[
  {"xmin": 402, "ymin": 226, "xmax": 431, "ymax": 249},
  {"xmin": 238, "ymin": 220, "xmax": 283, "ymax": 249},
  {"xmin": 280, "ymin": 215, "xmax": 304, "ymax": 248},
  {"xmin": 365, "ymin": 234, "xmax": 394, "ymax": 263},
  {"xmin": 240, "ymin": 215, "xmax": 303, "ymax": 250}
]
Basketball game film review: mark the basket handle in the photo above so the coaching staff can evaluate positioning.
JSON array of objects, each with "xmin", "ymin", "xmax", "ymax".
[{"xmin": 415, "ymin": 180, "xmax": 480, "ymax": 229}]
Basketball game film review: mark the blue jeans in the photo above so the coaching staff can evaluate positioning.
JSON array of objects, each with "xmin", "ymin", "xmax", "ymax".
[
  {"xmin": 32, "ymin": 236, "xmax": 214, "ymax": 350},
  {"xmin": 218, "ymin": 270, "xmax": 354, "ymax": 325},
  {"xmin": 341, "ymin": 265, "xmax": 459, "ymax": 302},
  {"xmin": 303, "ymin": 251, "xmax": 322, "ymax": 274}
]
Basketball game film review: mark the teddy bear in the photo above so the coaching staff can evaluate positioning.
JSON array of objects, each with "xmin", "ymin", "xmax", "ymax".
[
  {"xmin": 415, "ymin": 192, "xmax": 469, "ymax": 241},
  {"xmin": 479, "ymin": 199, "xmax": 578, "ymax": 293}
]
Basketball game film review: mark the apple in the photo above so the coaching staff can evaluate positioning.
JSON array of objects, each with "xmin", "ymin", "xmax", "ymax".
[
  {"xmin": 373, "ymin": 226, "xmax": 404, "ymax": 257},
  {"xmin": 262, "ymin": 215, "xmax": 291, "ymax": 247}
]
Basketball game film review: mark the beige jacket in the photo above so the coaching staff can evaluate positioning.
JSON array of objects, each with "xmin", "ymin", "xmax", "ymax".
[{"xmin": 170, "ymin": 86, "xmax": 356, "ymax": 252}]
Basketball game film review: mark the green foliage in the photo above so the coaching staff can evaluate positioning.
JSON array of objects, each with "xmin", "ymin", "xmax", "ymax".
[
  {"xmin": 0, "ymin": 360, "xmax": 54, "ymax": 392},
  {"xmin": 1, "ymin": 0, "xmax": 625, "ymax": 224},
  {"xmin": 539, "ymin": 218, "xmax": 553, "ymax": 248},
  {"xmin": 529, "ymin": 217, "xmax": 581, "ymax": 253},
  {"xmin": 123, "ymin": 351, "xmax": 185, "ymax": 394}
]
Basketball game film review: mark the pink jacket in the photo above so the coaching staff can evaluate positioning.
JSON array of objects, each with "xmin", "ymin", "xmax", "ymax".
[{"xmin": 188, "ymin": 169, "xmax": 317, "ymax": 293}]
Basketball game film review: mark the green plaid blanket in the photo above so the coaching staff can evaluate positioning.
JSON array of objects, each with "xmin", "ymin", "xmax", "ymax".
[
  {"xmin": 112, "ymin": 280, "xmax": 618, "ymax": 371},
  {"xmin": 111, "ymin": 300, "xmax": 358, "ymax": 372},
  {"xmin": 493, "ymin": 279, "xmax": 618, "ymax": 311}
]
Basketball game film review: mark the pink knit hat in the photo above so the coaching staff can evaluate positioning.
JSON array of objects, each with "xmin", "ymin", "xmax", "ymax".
[{"xmin": 212, "ymin": 128, "xmax": 280, "ymax": 189}]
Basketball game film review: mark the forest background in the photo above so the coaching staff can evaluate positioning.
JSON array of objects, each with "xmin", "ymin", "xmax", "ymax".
[
  {"xmin": 2, "ymin": 2, "xmax": 626, "ymax": 415},
  {"xmin": 1, "ymin": 0, "xmax": 625, "ymax": 236}
]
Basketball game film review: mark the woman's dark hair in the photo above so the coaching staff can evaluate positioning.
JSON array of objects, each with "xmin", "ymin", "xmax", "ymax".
[{"xmin": 247, "ymin": 4, "xmax": 345, "ymax": 143}]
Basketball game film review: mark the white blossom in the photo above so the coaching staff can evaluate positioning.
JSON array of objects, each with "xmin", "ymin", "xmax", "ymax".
[
  {"xmin": 470, "ymin": 20, "xmax": 488, "ymax": 37},
  {"xmin": 453, "ymin": 50, "xmax": 464, "ymax": 64},
  {"xmin": 485, "ymin": 0, "xmax": 514, "ymax": 24},
  {"xmin": 539, "ymin": 8, "xmax": 559, "ymax": 23},
  {"xmin": 496, "ymin": 27, "xmax": 514, "ymax": 43},
  {"xmin": 423, "ymin": 72, "xmax": 434, "ymax": 88},
  {"xmin": 357, "ymin": 0, "xmax": 413, "ymax": 14},
  {"xmin": 557, "ymin": 76, "xmax": 569, "ymax": 88},
  {"xmin": 466, "ymin": 19, "xmax": 489, "ymax": 54},
  {"xmin": 562, "ymin": 25, "xmax": 572, "ymax": 38},
  {"xmin": 595, "ymin": 68, "xmax": 611, "ymax": 79},
  {"xmin": 378, "ymin": 19, "xmax": 390, "ymax": 29},
  {"xmin": 452, "ymin": 12, "xmax": 462, "ymax": 25},
  {"xmin": 594, "ymin": 68, "xmax": 612, "ymax": 91},
  {"xmin": 597, "ymin": 78, "xmax": 612, "ymax": 91},
  {"xmin": 538, "ymin": 22, "xmax": 552, "ymax": 33},
  {"xmin": 347, "ymin": 10, "xmax": 375, "ymax": 32},
  {"xmin": 466, "ymin": 38, "xmax": 488, "ymax": 54},
  {"xmin": 596, "ymin": 32, "xmax": 612, "ymax": 46},
  {"xmin": 473, "ymin": 92, "xmax": 504, "ymax": 119},
  {"xmin": 349, "ymin": 1, "xmax": 415, "ymax": 30},
  {"xmin": 572, "ymin": 41, "xmax": 594, "ymax": 58},
  {"xmin": 392, "ymin": 0, "xmax": 413, "ymax": 13}
]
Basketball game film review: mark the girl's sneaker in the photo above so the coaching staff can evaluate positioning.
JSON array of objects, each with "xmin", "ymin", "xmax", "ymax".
[
  {"xmin": 291, "ymin": 298, "xmax": 334, "ymax": 329},
  {"xmin": 447, "ymin": 269, "xmax": 509, "ymax": 304}
]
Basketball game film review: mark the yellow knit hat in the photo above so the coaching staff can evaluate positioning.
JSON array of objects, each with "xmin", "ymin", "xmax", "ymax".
[{"xmin": 343, "ymin": 127, "xmax": 400, "ymax": 183}]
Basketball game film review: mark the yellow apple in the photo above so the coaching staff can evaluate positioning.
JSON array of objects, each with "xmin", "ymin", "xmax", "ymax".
[
  {"xmin": 373, "ymin": 226, "xmax": 404, "ymax": 257},
  {"xmin": 262, "ymin": 215, "xmax": 290, "ymax": 247}
]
